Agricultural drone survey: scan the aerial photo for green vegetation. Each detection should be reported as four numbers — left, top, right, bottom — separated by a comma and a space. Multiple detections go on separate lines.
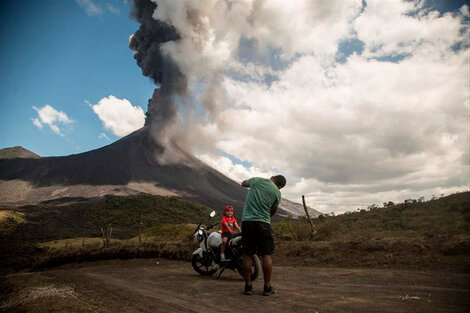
271, 192, 469, 270
83, 194, 212, 238
15, 194, 212, 241
0, 194, 212, 273
272, 191, 470, 242
146, 223, 197, 241
0, 210, 24, 234
1, 191, 469, 272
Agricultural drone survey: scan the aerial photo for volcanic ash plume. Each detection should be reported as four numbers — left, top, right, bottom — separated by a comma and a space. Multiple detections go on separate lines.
128, 0, 249, 144
129, 0, 349, 149
129, 0, 187, 137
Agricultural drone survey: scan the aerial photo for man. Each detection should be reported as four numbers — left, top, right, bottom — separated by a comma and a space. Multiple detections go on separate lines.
241, 175, 286, 296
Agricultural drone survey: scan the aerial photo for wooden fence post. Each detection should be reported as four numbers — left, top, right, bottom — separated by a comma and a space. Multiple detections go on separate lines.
107, 224, 112, 247
139, 214, 143, 244
101, 227, 106, 247
302, 195, 316, 238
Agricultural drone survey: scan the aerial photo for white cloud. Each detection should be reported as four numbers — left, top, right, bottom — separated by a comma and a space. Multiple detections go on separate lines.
106, 3, 120, 15
210, 46, 469, 206
92, 95, 145, 137
31, 118, 43, 129
75, 0, 103, 16
152, 0, 469, 212
32, 105, 73, 136
197, 154, 273, 183
99, 133, 111, 141
354, 0, 468, 58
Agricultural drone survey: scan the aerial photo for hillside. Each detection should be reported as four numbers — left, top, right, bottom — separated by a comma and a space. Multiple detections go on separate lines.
1, 191, 468, 273
0, 127, 249, 219
279, 198, 322, 218
0, 127, 305, 219
0, 146, 40, 159
272, 191, 470, 269
0, 194, 213, 271
275, 191, 470, 241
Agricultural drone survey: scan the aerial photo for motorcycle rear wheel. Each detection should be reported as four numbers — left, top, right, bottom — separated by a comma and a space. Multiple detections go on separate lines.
237, 254, 261, 281
192, 254, 218, 276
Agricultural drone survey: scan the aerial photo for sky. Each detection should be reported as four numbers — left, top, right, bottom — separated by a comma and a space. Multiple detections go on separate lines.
1, 0, 469, 213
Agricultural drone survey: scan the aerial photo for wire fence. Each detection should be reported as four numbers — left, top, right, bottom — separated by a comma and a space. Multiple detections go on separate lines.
301, 202, 370, 207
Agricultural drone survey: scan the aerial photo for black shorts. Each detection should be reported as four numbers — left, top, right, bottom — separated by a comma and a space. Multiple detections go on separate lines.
242, 221, 275, 256
221, 232, 232, 239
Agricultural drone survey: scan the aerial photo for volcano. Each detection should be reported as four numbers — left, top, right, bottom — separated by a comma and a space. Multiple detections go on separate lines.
0, 129, 321, 219
0, 126, 250, 215
0, 129, 325, 220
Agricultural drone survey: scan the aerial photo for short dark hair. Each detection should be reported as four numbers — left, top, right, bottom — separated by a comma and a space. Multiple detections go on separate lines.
273, 175, 286, 189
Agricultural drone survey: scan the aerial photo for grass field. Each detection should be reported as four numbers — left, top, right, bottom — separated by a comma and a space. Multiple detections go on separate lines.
0, 194, 211, 272
273, 191, 470, 242
0, 192, 469, 273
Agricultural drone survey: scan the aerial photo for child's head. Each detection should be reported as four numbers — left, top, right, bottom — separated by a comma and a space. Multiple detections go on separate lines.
224, 205, 234, 217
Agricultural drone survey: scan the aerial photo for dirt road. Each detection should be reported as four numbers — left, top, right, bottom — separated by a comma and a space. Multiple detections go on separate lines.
2, 259, 469, 313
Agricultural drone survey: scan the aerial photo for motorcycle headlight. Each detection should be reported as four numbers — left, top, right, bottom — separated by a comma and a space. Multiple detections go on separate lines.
193, 229, 204, 242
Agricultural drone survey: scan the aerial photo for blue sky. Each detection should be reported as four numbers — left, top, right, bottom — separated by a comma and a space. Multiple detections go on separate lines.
0, 0, 154, 156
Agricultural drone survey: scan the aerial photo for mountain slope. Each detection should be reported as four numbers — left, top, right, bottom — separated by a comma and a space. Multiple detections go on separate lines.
278, 198, 323, 218
0, 127, 310, 219
0, 127, 248, 216
0, 146, 40, 159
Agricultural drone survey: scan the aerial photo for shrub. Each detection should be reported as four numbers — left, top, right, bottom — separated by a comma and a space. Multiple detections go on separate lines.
315, 220, 347, 241
146, 223, 196, 241
273, 218, 314, 241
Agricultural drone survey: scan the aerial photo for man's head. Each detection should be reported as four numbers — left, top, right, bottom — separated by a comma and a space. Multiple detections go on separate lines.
271, 175, 286, 189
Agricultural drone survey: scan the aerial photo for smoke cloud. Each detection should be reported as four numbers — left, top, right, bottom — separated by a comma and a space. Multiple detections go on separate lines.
129, 0, 362, 139
129, 0, 185, 91
128, 0, 469, 210
129, 0, 188, 142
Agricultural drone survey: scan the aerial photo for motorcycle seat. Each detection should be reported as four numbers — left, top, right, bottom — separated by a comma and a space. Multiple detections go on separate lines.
231, 232, 242, 239
229, 234, 242, 246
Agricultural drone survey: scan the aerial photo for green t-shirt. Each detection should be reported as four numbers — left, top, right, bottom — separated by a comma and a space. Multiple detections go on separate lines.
242, 177, 281, 224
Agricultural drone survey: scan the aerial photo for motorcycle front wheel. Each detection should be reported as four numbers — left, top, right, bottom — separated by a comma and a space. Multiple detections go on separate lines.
191, 254, 218, 276
237, 254, 261, 281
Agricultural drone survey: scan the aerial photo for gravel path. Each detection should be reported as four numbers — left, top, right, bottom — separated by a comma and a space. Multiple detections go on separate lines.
3, 259, 469, 313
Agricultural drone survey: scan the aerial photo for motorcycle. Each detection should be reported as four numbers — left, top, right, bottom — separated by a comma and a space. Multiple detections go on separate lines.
191, 211, 261, 280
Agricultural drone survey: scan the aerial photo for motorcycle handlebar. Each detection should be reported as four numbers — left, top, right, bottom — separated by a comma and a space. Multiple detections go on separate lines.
193, 223, 202, 234
194, 222, 218, 233
207, 222, 218, 230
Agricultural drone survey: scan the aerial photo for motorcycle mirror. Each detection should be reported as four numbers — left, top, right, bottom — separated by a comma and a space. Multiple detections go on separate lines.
210, 211, 216, 218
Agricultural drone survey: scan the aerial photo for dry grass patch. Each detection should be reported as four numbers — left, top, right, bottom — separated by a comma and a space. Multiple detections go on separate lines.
34, 233, 196, 270
0, 210, 24, 234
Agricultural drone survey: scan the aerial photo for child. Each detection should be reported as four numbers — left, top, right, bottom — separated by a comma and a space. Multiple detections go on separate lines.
220, 205, 241, 261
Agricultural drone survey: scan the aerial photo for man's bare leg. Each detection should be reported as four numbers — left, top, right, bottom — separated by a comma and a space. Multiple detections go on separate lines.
243, 254, 253, 286
261, 254, 273, 287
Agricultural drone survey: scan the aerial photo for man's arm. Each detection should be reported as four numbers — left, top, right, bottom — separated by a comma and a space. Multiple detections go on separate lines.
270, 203, 278, 217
